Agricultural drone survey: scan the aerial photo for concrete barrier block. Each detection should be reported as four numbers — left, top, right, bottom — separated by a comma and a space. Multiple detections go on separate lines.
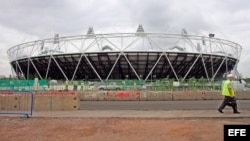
97, 91, 106, 101
204, 91, 223, 100
79, 91, 101, 101
105, 91, 140, 101
146, 91, 172, 101
9, 95, 20, 110
139, 91, 147, 101
51, 96, 64, 111
19, 94, 32, 111
132, 91, 141, 101
58, 96, 79, 111
0, 96, 4, 110
34, 93, 79, 111
104, 91, 114, 100
172, 91, 205, 100
83, 91, 98, 101
0, 95, 19, 110
236, 91, 250, 100
172, 92, 187, 100
78, 91, 84, 101
145, 91, 158, 101
160, 91, 173, 101
34, 95, 51, 111
190, 91, 206, 100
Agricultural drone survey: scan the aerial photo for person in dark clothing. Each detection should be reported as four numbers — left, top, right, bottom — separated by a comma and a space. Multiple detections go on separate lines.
218, 74, 240, 114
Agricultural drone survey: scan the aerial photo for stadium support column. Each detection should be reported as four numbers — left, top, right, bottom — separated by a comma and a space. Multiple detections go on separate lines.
106, 53, 122, 80
123, 53, 141, 80
164, 53, 179, 81
71, 54, 84, 81
29, 58, 42, 80
144, 53, 164, 83
209, 33, 215, 90
83, 53, 103, 82
212, 58, 226, 82
183, 54, 201, 80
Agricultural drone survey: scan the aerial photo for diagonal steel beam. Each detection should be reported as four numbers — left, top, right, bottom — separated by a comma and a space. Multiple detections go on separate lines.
83, 38, 99, 53
15, 61, 26, 80
27, 59, 30, 79
29, 58, 43, 79
51, 55, 69, 80
211, 57, 226, 82
71, 54, 84, 81
123, 37, 140, 51
200, 54, 210, 82
144, 53, 164, 83
183, 54, 201, 80
164, 53, 179, 81
83, 54, 103, 82
123, 53, 141, 80
106, 53, 122, 80
45, 56, 52, 79
102, 35, 122, 51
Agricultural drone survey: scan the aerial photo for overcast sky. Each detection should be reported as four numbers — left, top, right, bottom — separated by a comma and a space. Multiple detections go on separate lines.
0, 0, 250, 78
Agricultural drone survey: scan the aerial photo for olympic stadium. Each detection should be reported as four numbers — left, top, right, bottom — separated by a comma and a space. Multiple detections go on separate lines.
7, 25, 242, 83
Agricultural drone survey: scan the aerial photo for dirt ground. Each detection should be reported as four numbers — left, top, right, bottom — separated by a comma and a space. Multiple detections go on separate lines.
0, 117, 250, 141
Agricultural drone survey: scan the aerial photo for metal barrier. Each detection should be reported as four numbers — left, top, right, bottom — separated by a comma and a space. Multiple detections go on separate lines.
0, 90, 34, 118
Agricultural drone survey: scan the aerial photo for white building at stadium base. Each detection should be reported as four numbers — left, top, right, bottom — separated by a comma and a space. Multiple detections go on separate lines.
7, 25, 242, 83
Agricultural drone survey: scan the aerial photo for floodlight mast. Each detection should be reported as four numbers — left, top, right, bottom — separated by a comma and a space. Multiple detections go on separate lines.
209, 33, 215, 89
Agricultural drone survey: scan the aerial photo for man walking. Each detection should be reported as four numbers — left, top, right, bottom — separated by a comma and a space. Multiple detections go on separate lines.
218, 74, 240, 114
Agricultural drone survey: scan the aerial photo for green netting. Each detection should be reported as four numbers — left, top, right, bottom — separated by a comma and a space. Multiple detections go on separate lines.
0, 78, 227, 91
0, 80, 47, 90
105, 79, 143, 85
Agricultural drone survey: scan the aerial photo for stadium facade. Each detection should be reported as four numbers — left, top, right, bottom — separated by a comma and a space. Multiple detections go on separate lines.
7, 25, 242, 83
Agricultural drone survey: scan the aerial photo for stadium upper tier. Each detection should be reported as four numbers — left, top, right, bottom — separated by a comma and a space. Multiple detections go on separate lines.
7, 26, 242, 82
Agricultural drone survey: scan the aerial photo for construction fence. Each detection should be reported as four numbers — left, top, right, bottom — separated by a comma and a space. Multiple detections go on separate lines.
0, 90, 34, 118
0, 79, 248, 92
0, 80, 47, 91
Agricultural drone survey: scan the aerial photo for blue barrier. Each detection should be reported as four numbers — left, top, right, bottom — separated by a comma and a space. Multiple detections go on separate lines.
0, 90, 34, 118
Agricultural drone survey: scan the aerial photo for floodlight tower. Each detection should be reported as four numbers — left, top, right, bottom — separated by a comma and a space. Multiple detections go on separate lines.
209, 33, 215, 89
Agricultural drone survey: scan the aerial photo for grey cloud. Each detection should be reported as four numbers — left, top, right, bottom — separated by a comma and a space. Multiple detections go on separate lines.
0, 0, 83, 36
0, 0, 249, 77
116, 0, 211, 34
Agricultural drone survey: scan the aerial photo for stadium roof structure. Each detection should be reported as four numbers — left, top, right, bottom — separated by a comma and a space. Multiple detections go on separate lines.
7, 25, 242, 82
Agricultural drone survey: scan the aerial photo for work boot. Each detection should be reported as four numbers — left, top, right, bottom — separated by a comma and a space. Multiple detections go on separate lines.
218, 109, 223, 113
233, 111, 240, 114
232, 105, 240, 114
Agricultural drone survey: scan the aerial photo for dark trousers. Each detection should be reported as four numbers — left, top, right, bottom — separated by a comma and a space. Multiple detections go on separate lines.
218, 96, 238, 112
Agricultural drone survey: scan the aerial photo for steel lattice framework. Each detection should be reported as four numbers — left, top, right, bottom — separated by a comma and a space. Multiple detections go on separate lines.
7, 26, 242, 82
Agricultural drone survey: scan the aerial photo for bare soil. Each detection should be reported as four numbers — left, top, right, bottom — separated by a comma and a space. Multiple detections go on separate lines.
0, 117, 250, 141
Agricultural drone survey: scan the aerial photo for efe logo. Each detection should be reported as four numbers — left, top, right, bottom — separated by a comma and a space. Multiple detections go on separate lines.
224, 125, 249, 141
228, 129, 246, 136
